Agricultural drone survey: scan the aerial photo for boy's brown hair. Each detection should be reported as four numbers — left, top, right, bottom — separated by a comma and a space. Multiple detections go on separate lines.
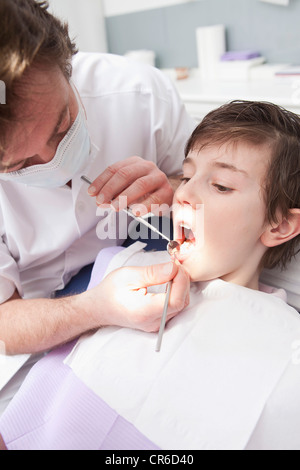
0, 0, 77, 152
185, 100, 300, 270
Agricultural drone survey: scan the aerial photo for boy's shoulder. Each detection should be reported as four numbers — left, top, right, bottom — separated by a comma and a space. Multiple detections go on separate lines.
199, 278, 300, 335
259, 282, 288, 302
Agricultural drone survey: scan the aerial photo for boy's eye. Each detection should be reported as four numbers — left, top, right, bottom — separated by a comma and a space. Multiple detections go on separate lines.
213, 183, 233, 193
180, 177, 191, 184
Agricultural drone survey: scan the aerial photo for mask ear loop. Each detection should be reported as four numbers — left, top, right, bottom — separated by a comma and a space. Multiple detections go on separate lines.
70, 80, 88, 121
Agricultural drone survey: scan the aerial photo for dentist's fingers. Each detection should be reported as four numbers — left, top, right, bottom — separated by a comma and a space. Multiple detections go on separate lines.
123, 261, 190, 327
135, 263, 190, 332
88, 157, 148, 196
119, 260, 179, 290
85, 261, 190, 333
164, 263, 190, 319
131, 187, 174, 217
110, 173, 168, 213
87, 156, 174, 212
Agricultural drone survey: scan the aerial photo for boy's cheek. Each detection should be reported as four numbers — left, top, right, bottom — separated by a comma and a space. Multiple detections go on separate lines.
173, 224, 182, 242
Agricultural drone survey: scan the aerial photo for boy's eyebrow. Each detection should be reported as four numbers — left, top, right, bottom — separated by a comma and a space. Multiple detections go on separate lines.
211, 161, 249, 176
182, 157, 195, 167
183, 157, 249, 176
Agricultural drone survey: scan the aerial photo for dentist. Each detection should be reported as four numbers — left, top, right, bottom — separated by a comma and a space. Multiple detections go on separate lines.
0, 0, 193, 361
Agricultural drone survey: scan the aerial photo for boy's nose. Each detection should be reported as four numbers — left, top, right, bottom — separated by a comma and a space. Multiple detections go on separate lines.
175, 181, 201, 208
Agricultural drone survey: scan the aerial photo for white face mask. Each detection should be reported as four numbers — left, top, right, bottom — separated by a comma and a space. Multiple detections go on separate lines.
0, 85, 91, 188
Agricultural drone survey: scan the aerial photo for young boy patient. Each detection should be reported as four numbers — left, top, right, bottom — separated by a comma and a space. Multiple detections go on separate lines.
0, 100, 300, 450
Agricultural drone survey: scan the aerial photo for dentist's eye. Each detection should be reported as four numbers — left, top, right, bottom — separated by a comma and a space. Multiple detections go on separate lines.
213, 183, 233, 193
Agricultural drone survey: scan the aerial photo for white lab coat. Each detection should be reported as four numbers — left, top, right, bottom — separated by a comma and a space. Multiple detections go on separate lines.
0, 52, 195, 304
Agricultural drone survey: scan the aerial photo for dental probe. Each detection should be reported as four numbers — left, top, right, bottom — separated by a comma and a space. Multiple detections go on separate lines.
80, 175, 170, 241
155, 240, 180, 353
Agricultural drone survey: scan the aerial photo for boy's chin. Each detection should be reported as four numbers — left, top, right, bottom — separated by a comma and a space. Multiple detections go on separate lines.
178, 262, 203, 283
181, 262, 219, 283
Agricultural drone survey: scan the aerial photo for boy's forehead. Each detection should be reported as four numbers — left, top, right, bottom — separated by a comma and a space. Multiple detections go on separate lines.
185, 140, 272, 178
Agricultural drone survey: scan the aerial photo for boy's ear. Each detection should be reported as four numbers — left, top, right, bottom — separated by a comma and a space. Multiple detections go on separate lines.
261, 209, 300, 248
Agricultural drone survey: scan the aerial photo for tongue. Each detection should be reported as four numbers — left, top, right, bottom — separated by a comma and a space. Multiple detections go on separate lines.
184, 227, 195, 242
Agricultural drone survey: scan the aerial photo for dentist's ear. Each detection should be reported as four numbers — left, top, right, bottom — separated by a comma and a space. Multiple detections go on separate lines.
261, 209, 300, 248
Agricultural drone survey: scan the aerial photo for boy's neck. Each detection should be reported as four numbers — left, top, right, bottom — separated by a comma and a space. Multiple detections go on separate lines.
221, 269, 261, 291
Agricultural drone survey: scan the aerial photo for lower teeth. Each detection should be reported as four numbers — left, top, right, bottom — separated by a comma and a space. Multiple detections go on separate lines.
179, 240, 194, 254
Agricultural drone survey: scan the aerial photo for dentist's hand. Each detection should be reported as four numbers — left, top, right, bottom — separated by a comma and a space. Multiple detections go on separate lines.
87, 156, 175, 216
84, 261, 190, 332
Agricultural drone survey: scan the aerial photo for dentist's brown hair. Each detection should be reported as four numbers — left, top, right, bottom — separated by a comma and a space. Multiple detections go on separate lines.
0, 0, 77, 154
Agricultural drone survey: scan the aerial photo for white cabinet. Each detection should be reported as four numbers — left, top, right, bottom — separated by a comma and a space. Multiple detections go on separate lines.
165, 69, 300, 122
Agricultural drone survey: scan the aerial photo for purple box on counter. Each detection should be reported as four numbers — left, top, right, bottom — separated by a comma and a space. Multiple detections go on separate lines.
221, 51, 261, 61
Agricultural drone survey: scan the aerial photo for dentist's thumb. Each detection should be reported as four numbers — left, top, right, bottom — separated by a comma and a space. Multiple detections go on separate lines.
128, 261, 179, 290
126, 261, 190, 317
134, 260, 190, 323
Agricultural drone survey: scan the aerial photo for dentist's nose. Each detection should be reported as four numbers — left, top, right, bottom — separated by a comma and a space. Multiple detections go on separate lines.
29, 152, 54, 165
29, 141, 60, 166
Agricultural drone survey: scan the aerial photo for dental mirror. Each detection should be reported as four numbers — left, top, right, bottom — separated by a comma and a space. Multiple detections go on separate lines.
167, 240, 180, 258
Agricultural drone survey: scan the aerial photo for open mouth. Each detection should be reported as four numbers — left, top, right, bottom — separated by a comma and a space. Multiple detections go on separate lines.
176, 222, 196, 256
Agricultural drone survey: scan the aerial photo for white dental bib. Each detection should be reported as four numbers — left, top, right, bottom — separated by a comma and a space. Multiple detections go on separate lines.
65, 242, 300, 450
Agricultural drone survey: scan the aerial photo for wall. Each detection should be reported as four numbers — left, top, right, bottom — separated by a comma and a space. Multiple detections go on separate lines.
105, 0, 300, 68
48, 0, 107, 53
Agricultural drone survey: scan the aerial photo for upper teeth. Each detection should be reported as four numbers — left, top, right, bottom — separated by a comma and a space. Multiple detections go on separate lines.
179, 222, 194, 242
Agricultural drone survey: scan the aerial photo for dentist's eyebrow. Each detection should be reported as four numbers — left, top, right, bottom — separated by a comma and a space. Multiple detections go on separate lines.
0, 105, 70, 172
46, 104, 69, 145
211, 161, 249, 176
0, 157, 28, 171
